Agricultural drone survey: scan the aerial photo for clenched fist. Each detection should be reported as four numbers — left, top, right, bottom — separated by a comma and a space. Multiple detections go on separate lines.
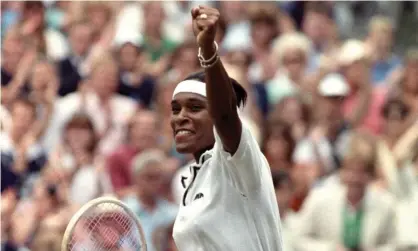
191, 6, 220, 51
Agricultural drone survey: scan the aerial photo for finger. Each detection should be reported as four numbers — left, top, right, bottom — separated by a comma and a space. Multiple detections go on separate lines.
197, 6, 219, 17
191, 7, 199, 18
198, 6, 219, 15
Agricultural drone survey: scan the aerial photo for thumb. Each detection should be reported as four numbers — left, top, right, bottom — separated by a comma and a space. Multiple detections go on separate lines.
191, 7, 199, 18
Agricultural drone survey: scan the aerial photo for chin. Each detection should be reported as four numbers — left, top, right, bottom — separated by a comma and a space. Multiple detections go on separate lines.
175, 142, 195, 154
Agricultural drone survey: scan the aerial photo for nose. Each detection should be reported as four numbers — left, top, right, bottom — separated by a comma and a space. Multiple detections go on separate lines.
171, 108, 191, 128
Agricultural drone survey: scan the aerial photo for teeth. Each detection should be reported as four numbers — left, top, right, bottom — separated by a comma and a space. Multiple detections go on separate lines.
177, 130, 192, 135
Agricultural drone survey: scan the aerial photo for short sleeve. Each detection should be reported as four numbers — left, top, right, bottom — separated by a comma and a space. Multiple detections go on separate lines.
213, 124, 268, 192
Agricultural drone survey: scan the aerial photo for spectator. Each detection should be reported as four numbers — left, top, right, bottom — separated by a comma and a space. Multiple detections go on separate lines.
49, 113, 110, 205
18, 1, 68, 60
115, 36, 157, 107
57, 20, 94, 96
165, 39, 200, 81
1, 98, 47, 192
123, 149, 178, 251
9, 177, 73, 249
263, 118, 295, 171
266, 32, 312, 106
1, 28, 36, 105
295, 131, 396, 251
395, 48, 418, 112
365, 15, 402, 85
142, 2, 177, 63
376, 99, 418, 200
270, 95, 311, 141
106, 110, 158, 197
294, 74, 351, 176
339, 39, 387, 135
45, 53, 137, 155
247, 3, 279, 83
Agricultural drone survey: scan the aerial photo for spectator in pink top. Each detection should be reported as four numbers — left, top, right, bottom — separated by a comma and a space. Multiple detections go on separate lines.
106, 110, 158, 197
339, 40, 387, 134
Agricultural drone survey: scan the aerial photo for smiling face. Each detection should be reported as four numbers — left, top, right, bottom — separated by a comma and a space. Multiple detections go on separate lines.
170, 92, 215, 154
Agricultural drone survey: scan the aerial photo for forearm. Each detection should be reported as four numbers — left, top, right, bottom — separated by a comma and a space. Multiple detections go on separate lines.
202, 44, 237, 117
349, 86, 372, 127
31, 104, 53, 141
202, 44, 241, 153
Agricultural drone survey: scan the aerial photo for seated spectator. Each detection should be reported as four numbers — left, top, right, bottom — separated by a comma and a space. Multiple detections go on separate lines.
57, 20, 94, 96
1, 98, 47, 192
8, 178, 74, 249
49, 113, 111, 205
263, 118, 295, 171
123, 149, 178, 251
339, 39, 387, 135
365, 15, 402, 85
270, 95, 312, 141
294, 74, 351, 176
247, 3, 279, 83
106, 110, 158, 197
142, 2, 177, 63
1, 28, 36, 105
45, 53, 138, 155
395, 48, 418, 113
376, 99, 418, 200
295, 131, 396, 251
18, 1, 69, 61
266, 32, 312, 106
115, 35, 156, 108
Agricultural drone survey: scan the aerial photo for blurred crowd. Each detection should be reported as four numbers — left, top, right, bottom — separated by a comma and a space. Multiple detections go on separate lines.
1, 1, 417, 251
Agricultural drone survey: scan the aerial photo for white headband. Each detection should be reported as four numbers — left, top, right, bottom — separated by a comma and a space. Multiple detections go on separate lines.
172, 80, 206, 99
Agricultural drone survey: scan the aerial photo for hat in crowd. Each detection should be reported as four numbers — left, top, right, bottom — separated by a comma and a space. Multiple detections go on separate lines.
338, 39, 367, 66
318, 73, 350, 97
113, 33, 144, 49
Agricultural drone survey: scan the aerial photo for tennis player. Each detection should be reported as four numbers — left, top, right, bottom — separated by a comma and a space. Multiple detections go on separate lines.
171, 6, 283, 251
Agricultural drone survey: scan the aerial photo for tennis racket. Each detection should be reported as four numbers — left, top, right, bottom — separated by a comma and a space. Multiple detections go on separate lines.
61, 196, 147, 251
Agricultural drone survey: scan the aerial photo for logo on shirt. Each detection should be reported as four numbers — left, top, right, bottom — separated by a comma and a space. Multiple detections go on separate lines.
181, 176, 188, 189
194, 193, 204, 201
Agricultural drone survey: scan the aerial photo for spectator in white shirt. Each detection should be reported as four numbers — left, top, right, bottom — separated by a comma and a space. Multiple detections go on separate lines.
44, 53, 138, 156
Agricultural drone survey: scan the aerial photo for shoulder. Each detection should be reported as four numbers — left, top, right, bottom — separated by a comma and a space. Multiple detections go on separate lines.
213, 122, 262, 160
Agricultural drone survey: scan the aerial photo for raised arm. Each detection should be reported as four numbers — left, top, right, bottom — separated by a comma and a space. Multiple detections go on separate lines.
191, 6, 241, 154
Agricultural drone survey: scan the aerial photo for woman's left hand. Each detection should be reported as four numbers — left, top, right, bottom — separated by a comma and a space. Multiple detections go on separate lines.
191, 6, 220, 50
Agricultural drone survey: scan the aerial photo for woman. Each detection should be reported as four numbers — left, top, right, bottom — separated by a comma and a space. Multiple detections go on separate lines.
49, 113, 111, 204
263, 118, 295, 171
171, 6, 282, 251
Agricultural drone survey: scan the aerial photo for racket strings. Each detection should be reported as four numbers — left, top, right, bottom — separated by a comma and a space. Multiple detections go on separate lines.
67, 202, 144, 251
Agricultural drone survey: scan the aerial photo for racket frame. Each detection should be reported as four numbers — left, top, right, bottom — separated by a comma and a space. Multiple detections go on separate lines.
61, 196, 147, 251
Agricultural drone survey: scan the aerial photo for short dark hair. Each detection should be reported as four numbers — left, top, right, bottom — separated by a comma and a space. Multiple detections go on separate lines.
271, 169, 291, 189
64, 113, 98, 153
263, 117, 295, 163
183, 71, 248, 108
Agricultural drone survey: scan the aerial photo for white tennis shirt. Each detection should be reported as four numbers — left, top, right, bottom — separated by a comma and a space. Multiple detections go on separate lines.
173, 125, 283, 251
